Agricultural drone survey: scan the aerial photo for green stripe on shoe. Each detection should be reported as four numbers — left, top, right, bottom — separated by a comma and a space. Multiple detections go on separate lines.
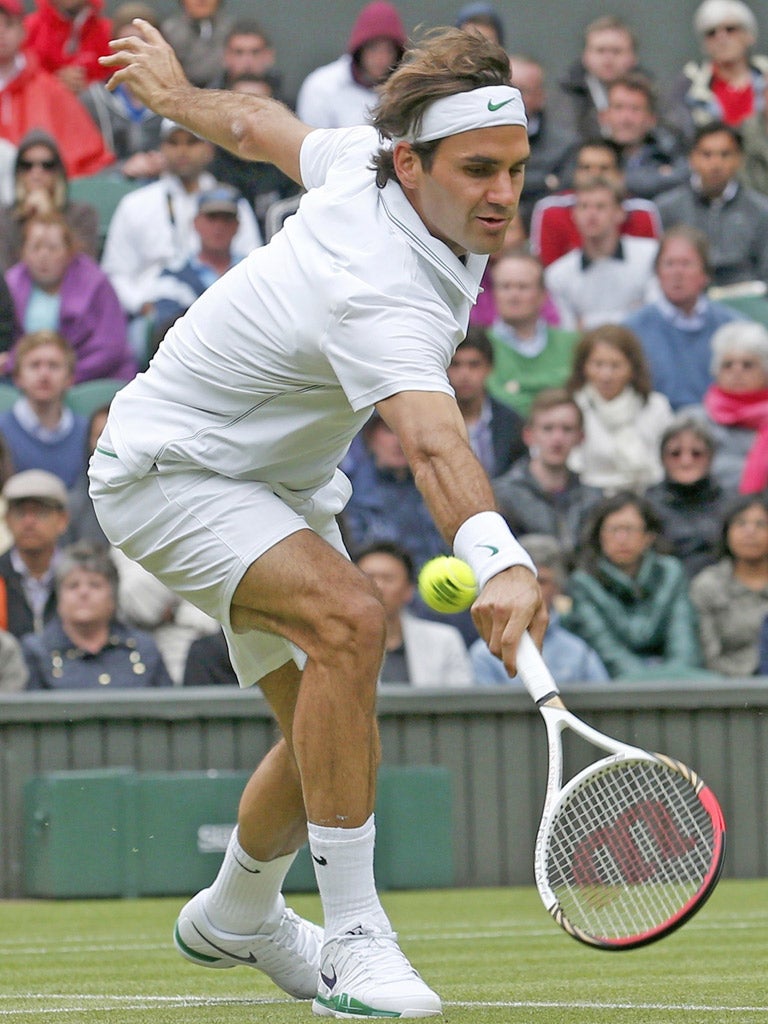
314, 993, 402, 1017
173, 923, 223, 965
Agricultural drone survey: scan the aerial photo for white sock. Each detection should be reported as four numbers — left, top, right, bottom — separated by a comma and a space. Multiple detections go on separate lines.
202, 827, 297, 934
307, 814, 391, 937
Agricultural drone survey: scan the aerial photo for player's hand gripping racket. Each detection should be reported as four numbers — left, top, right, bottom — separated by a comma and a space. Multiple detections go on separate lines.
515, 632, 726, 950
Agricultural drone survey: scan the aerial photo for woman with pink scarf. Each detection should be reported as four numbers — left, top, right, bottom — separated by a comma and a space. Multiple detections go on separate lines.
694, 321, 768, 494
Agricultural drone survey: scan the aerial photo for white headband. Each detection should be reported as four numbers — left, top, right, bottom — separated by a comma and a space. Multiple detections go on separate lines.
396, 85, 527, 144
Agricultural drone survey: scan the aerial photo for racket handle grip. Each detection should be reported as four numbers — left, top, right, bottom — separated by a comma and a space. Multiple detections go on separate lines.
517, 632, 560, 703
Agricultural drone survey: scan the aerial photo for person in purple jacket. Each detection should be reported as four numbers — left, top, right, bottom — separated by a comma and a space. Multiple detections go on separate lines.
4, 212, 136, 383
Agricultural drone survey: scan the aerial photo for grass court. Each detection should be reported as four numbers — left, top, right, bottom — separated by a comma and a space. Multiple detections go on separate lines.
1, 879, 766, 1023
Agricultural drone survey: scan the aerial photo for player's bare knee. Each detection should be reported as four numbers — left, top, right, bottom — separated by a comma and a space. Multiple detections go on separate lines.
310, 585, 385, 666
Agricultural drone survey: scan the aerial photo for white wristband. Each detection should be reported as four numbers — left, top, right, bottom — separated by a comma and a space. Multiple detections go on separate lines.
454, 511, 537, 591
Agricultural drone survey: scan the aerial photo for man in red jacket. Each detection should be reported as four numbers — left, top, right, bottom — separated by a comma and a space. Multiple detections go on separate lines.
0, 0, 113, 177
24, 0, 112, 93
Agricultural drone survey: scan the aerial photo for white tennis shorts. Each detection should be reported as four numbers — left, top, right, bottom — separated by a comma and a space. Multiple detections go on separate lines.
88, 441, 351, 687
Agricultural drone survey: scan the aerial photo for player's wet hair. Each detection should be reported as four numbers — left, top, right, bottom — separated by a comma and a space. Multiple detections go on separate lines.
371, 27, 511, 187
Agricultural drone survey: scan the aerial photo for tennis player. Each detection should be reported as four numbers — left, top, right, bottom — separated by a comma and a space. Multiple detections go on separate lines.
92, 22, 545, 1020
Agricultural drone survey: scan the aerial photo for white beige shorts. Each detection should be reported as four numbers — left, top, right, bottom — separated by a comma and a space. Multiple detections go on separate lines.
88, 442, 351, 687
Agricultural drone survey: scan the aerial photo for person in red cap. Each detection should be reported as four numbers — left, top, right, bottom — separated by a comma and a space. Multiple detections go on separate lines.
23, 0, 112, 93
296, 1, 406, 127
0, 0, 114, 176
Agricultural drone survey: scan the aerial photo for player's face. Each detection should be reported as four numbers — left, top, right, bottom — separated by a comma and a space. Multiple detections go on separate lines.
582, 28, 636, 83
689, 132, 741, 196
57, 568, 116, 628
662, 429, 712, 485
15, 343, 72, 404
357, 552, 413, 616
583, 341, 633, 401
656, 237, 709, 310
524, 404, 582, 468
448, 347, 491, 403
599, 504, 653, 574
603, 86, 656, 146
404, 125, 530, 257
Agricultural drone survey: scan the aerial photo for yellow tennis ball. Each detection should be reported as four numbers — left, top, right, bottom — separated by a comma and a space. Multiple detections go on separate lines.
418, 556, 478, 614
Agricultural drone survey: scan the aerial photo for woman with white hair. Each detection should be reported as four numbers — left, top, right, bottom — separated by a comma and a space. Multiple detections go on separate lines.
686, 319, 768, 492
663, 0, 768, 143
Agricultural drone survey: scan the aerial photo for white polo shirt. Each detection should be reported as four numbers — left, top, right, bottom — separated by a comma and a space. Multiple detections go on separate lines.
104, 126, 487, 494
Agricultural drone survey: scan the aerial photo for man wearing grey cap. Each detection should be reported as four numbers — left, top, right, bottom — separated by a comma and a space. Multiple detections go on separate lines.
100, 119, 261, 366
0, 470, 69, 638
95, 24, 543, 1018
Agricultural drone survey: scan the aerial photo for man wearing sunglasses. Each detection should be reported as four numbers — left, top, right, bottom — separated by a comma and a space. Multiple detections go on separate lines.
664, 0, 768, 144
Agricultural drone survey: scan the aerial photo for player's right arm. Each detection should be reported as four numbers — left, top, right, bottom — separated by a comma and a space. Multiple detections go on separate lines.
99, 20, 311, 184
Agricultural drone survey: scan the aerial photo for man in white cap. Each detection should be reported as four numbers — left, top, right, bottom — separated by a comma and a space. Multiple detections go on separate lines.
0, 469, 69, 638
94, 23, 544, 1019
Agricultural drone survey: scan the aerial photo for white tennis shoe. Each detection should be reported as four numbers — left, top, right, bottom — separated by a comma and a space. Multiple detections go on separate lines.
312, 923, 442, 1018
173, 889, 323, 999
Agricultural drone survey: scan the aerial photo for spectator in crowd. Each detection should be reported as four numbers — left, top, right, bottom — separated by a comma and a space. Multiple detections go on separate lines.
625, 225, 743, 409
545, 176, 658, 330
0, 331, 87, 490
0, 129, 98, 273
565, 491, 704, 680
554, 15, 644, 141
101, 118, 260, 359
484, 251, 578, 415
79, 2, 165, 180
644, 415, 728, 579
5, 213, 136, 382
161, 0, 233, 88
182, 627, 237, 686
470, 533, 609, 685
23, 0, 111, 94
664, 0, 768, 144
0, 0, 114, 178
447, 328, 526, 479
468, 214, 533, 327
599, 72, 690, 200
454, 2, 504, 46
530, 137, 661, 267
22, 540, 174, 688
0, 469, 69, 637
686, 320, 768, 492
148, 185, 247, 346
65, 402, 109, 547
690, 493, 768, 676
342, 412, 445, 572
209, 74, 300, 238
206, 18, 278, 91
740, 81, 768, 196
509, 53, 578, 228
566, 323, 674, 493
655, 122, 768, 290
110, 545, 218, 684
493, 389, 603, 560
0, 625, 27, 689
295, 1, 406, 128
0, 435, 15, 554
0, 274, 14, 355
355, 541, 473, 686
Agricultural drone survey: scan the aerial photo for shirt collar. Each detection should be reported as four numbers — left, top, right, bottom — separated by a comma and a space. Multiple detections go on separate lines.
378, 180, 487, 302
581, 238, 624, 270
13, 397, 74, 442
656, 291, 710, 330
690, 173, 739, 205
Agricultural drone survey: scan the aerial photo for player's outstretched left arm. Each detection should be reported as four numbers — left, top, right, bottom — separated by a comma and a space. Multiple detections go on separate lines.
376, 389, 546, 676
99, 20, 311, 183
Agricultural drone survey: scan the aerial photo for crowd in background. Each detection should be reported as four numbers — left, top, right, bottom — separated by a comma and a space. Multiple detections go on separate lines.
3, 0, 768, 690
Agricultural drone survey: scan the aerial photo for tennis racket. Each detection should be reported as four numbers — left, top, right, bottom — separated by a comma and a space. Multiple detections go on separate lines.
515, 632, 726, 950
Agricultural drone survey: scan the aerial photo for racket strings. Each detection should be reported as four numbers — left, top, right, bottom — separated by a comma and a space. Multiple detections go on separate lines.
546, 758, 718, 942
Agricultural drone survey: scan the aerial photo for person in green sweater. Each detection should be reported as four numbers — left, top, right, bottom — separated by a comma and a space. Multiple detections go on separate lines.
485, 250, 579, 416
564, 490, 706, 680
